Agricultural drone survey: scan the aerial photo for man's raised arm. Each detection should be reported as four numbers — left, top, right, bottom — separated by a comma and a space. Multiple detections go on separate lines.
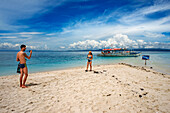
24, 50, 32, 59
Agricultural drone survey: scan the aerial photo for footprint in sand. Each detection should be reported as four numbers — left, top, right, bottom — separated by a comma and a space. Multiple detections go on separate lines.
107, 94, 111, 96
139, 95, 142, 98
94, 71, 99, 74
29, 102, 33, 104
143, 92, 148, 95
103, 70, 107, 72
140, 88, 144, 91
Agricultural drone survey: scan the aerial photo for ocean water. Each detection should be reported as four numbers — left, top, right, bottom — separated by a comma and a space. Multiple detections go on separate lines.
0, 51, 170, 76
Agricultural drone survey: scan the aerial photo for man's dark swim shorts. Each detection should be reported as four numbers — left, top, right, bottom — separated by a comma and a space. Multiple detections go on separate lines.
20, 64, 27, 68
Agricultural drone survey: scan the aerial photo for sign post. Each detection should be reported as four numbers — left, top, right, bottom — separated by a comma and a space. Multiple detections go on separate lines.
142, 55, 150, 65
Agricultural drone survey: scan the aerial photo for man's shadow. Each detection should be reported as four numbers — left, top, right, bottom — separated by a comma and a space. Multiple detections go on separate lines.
26, 83, 41, 87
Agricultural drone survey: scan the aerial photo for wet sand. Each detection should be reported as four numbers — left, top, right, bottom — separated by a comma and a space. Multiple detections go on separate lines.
0, 63, 170, 113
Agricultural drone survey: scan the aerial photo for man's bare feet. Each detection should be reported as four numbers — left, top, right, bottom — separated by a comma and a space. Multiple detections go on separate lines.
21, 85, 28, 88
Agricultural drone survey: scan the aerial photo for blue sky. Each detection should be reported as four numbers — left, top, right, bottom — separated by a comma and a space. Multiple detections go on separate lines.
0, 0, 170, 50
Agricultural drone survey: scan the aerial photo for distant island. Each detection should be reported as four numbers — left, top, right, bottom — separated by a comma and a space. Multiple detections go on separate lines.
0, 48, 170, 52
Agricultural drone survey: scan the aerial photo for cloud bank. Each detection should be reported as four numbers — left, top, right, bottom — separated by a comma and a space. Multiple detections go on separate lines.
69, 34, 170, 49
1, 34, 169, 50
0, 43, 49, 50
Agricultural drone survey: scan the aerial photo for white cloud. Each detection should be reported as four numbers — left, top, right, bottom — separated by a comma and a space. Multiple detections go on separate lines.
83, 35, 93, 39
46, 33, 56, 36
143, 32, 166, 38
69, 34, 170, 49
0, 43, 39, 50
0, 42, 50, 50
118, 1, 170, 25
19, 35, 33, 38
142, 2, 170, 15
44, 44, 49, 50
0, 36, 17, 39
0, 32, 43, 36
0, 43, 19, 49
16, 32, 44, 35
0, 33, 13, 35
60, 46, 65, 49
28, 46, 37, 50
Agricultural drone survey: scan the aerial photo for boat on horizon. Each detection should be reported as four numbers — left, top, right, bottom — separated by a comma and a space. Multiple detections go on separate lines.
97, 48, 141, 57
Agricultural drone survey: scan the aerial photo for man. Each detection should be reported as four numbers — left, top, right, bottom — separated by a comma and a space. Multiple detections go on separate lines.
16, 44, 32, 88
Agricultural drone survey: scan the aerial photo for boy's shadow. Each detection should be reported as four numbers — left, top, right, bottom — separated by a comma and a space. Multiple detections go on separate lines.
26, 83, 41, 87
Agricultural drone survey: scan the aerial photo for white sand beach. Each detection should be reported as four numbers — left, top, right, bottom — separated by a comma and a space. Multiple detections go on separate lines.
0, 63, 170, 113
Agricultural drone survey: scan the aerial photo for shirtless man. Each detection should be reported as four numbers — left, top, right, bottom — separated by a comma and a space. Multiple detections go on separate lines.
16, 45, 32, 88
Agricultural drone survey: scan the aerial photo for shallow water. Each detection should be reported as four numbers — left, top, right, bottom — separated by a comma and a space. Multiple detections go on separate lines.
0, 51, 170, 76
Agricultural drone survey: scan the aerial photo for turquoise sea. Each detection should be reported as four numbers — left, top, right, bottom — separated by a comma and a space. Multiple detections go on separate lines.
0, 51, 170, 76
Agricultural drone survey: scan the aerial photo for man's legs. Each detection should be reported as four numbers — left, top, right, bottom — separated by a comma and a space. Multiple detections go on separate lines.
20, 68, 23, 87
22, 67, 28, 88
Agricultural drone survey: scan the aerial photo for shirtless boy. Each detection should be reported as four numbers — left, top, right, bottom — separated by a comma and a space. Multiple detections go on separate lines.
16, 45, 32, 88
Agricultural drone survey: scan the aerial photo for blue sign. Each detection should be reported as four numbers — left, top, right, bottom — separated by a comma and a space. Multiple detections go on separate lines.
142, 55, 150, 60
